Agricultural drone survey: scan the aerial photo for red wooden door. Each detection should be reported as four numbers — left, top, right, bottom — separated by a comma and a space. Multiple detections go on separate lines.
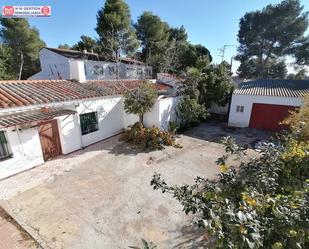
249, 103, 295, 131
38, 119, 62, 161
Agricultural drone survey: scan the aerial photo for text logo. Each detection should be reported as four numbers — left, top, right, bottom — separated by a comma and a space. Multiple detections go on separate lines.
1, 6, 51, 17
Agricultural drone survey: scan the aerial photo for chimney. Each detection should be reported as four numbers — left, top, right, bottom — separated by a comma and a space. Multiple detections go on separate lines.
83, 49, 87, 53
69, 60, 86, 83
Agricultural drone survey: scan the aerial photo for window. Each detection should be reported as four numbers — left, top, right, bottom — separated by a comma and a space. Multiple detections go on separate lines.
80, 112, 99, 135
236, 105, 244, 113
0, 131, 12, 160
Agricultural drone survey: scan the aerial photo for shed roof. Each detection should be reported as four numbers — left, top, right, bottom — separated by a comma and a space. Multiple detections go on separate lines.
234, 79, 309, 98
0, 109, 76, 128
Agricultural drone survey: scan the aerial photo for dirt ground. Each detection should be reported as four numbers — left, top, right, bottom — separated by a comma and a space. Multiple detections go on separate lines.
0, 122, 271, 249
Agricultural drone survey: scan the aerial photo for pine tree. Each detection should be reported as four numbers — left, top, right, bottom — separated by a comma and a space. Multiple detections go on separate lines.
95, 0, 139, 60
236, 0, 308, 79
0, 18, 45, 79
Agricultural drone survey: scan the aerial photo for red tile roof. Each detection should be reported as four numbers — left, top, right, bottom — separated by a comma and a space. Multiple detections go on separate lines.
0, 80, 102, 109
0, 79, 172, 110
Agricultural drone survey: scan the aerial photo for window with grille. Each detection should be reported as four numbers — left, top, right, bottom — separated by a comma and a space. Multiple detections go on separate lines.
0, 131, 12, 160
236, 105, 244, 113
80, 112, 99, 135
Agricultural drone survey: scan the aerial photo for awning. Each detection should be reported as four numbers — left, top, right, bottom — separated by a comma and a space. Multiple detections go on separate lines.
0, 109, 76, 128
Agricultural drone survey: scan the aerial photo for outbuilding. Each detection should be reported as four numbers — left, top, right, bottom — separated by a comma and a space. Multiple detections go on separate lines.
0, 79, 179, 179
228, 79, 309, 131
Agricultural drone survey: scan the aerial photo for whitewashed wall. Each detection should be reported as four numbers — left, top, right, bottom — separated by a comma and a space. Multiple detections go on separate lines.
29, 48, 151, 80
144, 96, 181, 131
29, 48, 70, 80
58, 97, 139, 153
0, 95, 179, 179
228, 94, 303, 127
0, 127, 44, 179
57, 106, 82, 154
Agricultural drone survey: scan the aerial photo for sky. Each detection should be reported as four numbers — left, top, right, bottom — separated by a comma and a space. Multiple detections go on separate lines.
1, 0, 309, 73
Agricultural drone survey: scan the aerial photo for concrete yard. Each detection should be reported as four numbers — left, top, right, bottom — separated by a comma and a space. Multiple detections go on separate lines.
0, 122, 270, 249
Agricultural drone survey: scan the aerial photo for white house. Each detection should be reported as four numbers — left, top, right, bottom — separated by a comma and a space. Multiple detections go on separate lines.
228, 79, 309, 131
0, 79, 180, 180
29, 47, 152, 81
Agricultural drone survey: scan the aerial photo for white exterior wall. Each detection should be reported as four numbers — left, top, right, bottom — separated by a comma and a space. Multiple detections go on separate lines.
77, 97, 124, 147
0, 94, 178, 179
29, 48, 70, 80
29, 48, 152, 80
228, 94, 303, 128
144, 96, 181, 131
144, 101, 160, 128
0, 127, 44, 179
57, 97, 139, 153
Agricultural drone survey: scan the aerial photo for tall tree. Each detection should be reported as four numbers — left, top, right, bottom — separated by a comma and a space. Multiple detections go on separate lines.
198, 62, 234, 108
287, 68, 308, 80
72, 35, 98, 52
236, 0, 308, 78
181, 62, 234, 108
0, 18, 45, 79
135, 11, 170, 64
95, 0, 139, 60
0, 44, 14, 80
294, 36, 309, 66
238, 58, 288, 79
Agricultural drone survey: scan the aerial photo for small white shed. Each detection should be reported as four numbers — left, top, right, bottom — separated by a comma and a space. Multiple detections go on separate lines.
228, 79, 309, 131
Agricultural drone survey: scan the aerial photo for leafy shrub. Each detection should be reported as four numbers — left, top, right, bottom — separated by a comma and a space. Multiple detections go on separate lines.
123, 122, 177, 150
177, 96, 208, 128
124, 83, 157, 124
151, 132, 309, 248
281, 94, 309, 142
168, 121, 179, 133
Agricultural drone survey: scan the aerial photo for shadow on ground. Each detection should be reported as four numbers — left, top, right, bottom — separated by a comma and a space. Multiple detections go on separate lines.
184, 120, 273, 148
171, 224, 213, 249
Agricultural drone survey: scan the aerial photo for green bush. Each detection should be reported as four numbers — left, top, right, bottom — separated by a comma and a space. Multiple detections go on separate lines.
123, 122, 177, 150
151, 133, 309, 248
177, 96, 208, 128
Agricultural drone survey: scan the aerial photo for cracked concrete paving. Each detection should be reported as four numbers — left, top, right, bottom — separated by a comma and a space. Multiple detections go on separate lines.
0, 123, 266, 249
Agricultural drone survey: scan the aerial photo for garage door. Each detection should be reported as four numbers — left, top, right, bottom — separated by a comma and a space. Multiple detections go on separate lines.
249, 103, 295, 131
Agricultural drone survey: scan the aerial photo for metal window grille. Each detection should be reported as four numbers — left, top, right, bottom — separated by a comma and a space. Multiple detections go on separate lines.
0, 131, 12, 160
80, 112, 99, 135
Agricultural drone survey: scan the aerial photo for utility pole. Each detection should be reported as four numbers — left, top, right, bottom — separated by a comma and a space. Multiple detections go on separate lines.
218, 44, 237, 62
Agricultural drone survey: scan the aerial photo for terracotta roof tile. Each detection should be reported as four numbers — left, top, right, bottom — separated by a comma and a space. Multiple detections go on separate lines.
0, 80, 102, 109
0, 79, 172, 110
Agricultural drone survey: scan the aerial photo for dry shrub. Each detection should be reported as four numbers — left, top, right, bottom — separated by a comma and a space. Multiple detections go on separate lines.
123, 122, 179, 150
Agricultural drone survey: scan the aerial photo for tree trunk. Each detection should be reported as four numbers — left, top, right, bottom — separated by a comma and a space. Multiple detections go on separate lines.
139, 114, 143, 125
18, 52, 24, 80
